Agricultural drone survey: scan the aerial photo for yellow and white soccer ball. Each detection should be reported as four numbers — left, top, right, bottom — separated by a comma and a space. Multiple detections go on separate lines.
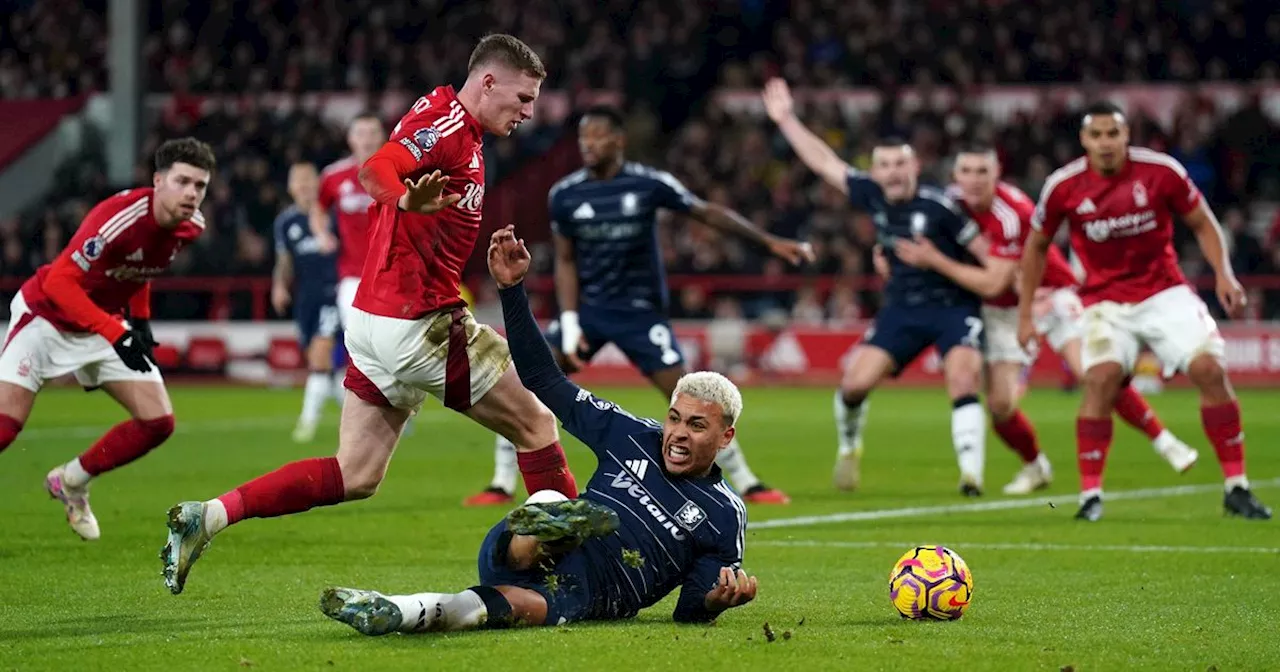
888, 545, 974, 620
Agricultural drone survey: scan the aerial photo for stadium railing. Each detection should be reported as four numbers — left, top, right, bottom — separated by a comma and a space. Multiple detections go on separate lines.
2, 274, 1279, 390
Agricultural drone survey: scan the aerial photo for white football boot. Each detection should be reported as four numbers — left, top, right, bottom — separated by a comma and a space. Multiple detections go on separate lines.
161, 501, 215, 594
320, 587, 403, 636
1153, 431, 1198, 474
833, 443, 863, 491
1002, 453, 1053, 495
45, 466, 100, 541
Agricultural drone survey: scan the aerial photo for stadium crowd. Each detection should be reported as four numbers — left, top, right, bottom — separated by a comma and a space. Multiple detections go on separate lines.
2, 0, 1278, 321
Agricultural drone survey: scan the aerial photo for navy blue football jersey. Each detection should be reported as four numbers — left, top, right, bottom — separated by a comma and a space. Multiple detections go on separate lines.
273, 204, 337, 295
499, 283, 747, 623
845, 169, 981, 308
549, 163, 701, 313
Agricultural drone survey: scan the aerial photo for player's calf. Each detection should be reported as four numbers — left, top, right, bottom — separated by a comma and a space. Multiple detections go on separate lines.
467, 369, 578, 498
943, 347, 986, 495
0, 381, 36, 455
1079, 362, 1125, 417
0, 413, 22, 455
832, 346, 893, 491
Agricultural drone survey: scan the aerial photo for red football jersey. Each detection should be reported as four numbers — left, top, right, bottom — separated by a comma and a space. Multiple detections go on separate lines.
21, 188, 204, 339
354, 86, 486, 319
1032, 147, 1201, 305
318, 157, 373, 279
959, 182, 1078, 308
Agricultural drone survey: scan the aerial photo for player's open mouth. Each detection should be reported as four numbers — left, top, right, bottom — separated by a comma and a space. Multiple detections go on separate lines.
665, 445, 691, 466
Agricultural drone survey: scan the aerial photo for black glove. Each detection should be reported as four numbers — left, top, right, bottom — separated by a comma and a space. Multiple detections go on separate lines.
133, 318, 159, 356
113, 330, 154, 373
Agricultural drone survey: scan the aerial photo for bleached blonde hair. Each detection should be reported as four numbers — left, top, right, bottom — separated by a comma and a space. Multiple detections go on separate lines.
670, 371, 743, 427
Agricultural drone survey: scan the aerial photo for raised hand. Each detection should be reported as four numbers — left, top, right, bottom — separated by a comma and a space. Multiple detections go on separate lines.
761, 78, 796, 123
486, 225, 531, 289
398, 170, 462, 214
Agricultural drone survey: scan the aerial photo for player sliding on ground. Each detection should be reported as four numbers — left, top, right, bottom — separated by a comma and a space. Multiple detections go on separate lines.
890, 146, 1199, 495
321, 226, 755, 635
763, 78, 989, 496
466, 104, 813, 507
0, 139, 214, 540
1019, 101, 1270, 521
162, 35, 586, 595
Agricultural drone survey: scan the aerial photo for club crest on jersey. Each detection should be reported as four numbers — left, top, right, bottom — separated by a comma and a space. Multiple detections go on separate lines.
81, 235, 106, 261
675, 501, 707, 530
414, 127, 440, 153
1132, 181, 1148, 208
910, 212, 928, 237
621, 192, 638, 215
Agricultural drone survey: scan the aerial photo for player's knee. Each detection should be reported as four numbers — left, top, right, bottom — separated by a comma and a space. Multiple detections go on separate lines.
505, 535, 543, 571
0, 414, 23, 453
493, 585, 549, 627
944, 367, 983, 400
1187, 354, 1229, 397
985, 393, 1018, 422
1081, 364, 1124, 408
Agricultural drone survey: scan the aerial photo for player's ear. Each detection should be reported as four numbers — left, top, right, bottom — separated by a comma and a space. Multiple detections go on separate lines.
719, 425, 735, 451
152, 170, 163, 189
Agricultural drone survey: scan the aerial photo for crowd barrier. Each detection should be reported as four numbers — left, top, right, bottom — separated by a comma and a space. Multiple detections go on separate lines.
3, 319, 1275, 389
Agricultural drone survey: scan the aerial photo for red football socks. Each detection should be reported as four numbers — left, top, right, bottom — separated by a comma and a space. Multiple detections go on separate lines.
1076, 417, 1113, 492
992, 410, 1041, 464
0, 414, 23, 453
218, 456, 345, 525
1112, 385, 1165, 441
517, 442, 579, 498
1201, 400, 1246, 479
77, 415, 175, 476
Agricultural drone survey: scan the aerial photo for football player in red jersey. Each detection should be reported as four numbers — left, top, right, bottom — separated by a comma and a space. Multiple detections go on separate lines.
311, 113, 383, 330
1019, 101, 1270, 521
893, 147, 1198, 496
162, 35, 584, 595
0, 138, 215, 540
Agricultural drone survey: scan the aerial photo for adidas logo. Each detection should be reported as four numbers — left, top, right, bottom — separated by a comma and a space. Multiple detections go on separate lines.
1076, 198, 1097, 215
127, 248, 144, 261
760, 332, 808, 373
573, 202, 595, 219
469, 152, 480, 169
624, 459, 650, 480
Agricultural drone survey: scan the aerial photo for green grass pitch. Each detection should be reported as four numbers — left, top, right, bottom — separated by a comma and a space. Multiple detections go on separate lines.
1, 385, 1277, 671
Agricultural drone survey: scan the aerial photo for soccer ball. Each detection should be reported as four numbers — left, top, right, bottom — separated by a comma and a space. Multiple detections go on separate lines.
525, 489, 569, 505
888, 545, 974, 620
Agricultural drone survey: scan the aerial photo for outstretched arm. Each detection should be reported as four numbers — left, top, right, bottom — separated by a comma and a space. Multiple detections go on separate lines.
688, 202, 814, 265
490, 228, 662, 452
1183, 201, 1246, 317
762, 78, 851, 194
